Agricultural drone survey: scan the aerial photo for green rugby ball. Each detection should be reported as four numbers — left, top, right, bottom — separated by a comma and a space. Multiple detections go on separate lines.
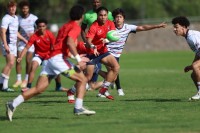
106, 30, 120, 42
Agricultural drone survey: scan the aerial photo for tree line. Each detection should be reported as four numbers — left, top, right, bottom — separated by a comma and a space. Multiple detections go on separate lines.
0, 0, 200, 23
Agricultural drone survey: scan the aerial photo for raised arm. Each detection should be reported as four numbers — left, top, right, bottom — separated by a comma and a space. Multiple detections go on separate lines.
136, 22, 167, 32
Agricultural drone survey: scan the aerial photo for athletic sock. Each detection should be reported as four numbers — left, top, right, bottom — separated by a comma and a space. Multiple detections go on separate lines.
102, 81, 111, 89
115, 75, 121, 90
75, 98, 83, 109
3, 75, 9, 89
25, 74, 29, 81
12, 95, 25, 108
17, 74, 22, 81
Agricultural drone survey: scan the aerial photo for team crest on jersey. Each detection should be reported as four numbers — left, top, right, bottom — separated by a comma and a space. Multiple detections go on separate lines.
37, 40, 40, 43
97, 29, 102, 35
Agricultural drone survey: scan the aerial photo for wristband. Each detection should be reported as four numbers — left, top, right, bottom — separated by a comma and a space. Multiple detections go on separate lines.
70, 54, 75, 59
90, 44, 96, 49
75, 54, 81, 62
104, 38, 110, 43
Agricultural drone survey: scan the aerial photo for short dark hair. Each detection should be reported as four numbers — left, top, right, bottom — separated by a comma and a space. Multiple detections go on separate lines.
7, 0, 17, 7
112, 8, 126, 19
69, 5, 84, 20
172, 16, 190, 28
35, 18, 48, 26
19, 0, 30, 9
96, 6, 108, 14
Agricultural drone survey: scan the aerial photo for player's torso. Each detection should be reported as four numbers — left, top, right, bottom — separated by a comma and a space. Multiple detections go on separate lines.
3, 15, 19, 44
186, 30, 200, 53
18, 14, 38, 39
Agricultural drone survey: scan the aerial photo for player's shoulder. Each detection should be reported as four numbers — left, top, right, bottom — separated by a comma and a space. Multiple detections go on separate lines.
188, 30, 200, 36
29, 14, 38, 19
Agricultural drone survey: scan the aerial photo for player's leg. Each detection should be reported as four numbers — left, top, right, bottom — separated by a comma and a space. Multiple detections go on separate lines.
54, 74, 68, 92
64, 69, 95, 115
6, 75, 51, 121
114, 57, 124, 96
13, 50, 22, 88
0, 53, 16, 92
21, 60, 40, 92
21, 51, 34, 88
189, 60, 200, 100
99, 53, 120, 100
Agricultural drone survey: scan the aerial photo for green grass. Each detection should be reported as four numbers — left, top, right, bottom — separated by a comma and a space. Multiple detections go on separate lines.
0, 51, 200, 133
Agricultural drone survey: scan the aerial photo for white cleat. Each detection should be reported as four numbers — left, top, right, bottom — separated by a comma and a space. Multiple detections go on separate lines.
6, 101, 15, 122
74, 107, 96, 116
189, 92, 200, 101
118, 89, 125, 96
96, 93, 106, 98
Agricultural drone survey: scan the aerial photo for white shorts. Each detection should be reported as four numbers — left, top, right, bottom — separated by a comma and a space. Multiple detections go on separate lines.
18, 41, 35, 53
40, 54, 73, 76
1, 43, 17, 57
32, 55, 43, 66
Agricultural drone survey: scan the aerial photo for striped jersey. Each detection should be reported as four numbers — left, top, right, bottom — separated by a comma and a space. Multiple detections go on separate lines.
185, 30, 200, 53
106, 23, 137, 57
18, 14, 38, 40
1, 14, 19, 44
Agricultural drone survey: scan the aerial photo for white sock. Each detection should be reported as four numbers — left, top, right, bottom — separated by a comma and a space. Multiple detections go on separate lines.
25, 74, 29, 81
75, 98, 83, 109
12, 95, 25, 108
102, 81, 111, 88
3, 75, 9, 89
17, 74, 22, 81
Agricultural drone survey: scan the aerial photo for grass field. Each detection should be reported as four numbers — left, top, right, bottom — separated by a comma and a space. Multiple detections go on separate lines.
0, 51, 200, 133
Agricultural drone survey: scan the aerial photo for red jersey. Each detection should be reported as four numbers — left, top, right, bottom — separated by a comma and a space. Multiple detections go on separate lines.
86, 20, 115, 54
51, 21, 81, 58
77, 41, 91, 54
28, 30, 55, 59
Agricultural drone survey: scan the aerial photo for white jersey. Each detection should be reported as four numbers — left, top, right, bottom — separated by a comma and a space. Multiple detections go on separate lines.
107, 23, 137, 58
186, 30, 200, 53
18, 14, 38, 40
1, 14, 19, 45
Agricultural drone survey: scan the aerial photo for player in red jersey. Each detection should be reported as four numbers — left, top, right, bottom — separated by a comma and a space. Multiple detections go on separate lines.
85, 6, 120, 100
17, 18, 67, 92
6, 5, 95, 122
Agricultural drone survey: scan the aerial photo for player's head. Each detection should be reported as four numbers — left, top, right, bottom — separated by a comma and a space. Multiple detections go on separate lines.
19, 0, 30, 16
91, 0, 101, 11
96, 6, 108, 24
35, 18, 48, 33
112, 8, 125, 26
69, 5, 85, 21
171, 16, 190, 36
7, 0, 17, 15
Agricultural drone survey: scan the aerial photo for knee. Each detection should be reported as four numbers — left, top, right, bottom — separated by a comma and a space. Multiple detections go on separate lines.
8, 61, 15, 68
113, 63, 120, 73
192, 63, 199, 71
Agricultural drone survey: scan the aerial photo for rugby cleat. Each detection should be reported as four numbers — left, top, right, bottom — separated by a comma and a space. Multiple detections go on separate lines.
74, 107, 96, 116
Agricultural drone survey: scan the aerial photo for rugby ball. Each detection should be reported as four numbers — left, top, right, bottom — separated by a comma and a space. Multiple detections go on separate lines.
106, 30, 120, 42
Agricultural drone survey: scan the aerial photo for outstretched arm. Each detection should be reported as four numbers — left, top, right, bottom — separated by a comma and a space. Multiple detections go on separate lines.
136, 22, 167, 32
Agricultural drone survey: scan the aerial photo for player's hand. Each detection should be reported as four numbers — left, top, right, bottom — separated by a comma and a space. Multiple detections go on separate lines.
93, 48, 99, 56
80, 54, 90, 62
184, 65, 192, 72
5, 45, 10, 54
76, 61, 87, 71
17, 57, 22, 63
158, 22, 167, 28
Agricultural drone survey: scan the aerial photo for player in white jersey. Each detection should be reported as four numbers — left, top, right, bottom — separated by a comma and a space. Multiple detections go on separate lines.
172, 16, 200, 100
13, 0, 38, 89
0, 1, 27, 92
103, 8, 166, 96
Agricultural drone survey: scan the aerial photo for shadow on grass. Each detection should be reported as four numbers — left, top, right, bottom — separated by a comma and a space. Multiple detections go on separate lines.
122, 98, 183, 102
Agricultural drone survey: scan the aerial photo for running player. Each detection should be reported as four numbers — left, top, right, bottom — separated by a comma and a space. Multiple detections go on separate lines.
85, 6, 120, 100
6, 5, 95, 122
104, 8, 167, 96
172, 16, 200, 100
0, 1, 27, 92
13, 0, 38, 89
17, 18, 68, 92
